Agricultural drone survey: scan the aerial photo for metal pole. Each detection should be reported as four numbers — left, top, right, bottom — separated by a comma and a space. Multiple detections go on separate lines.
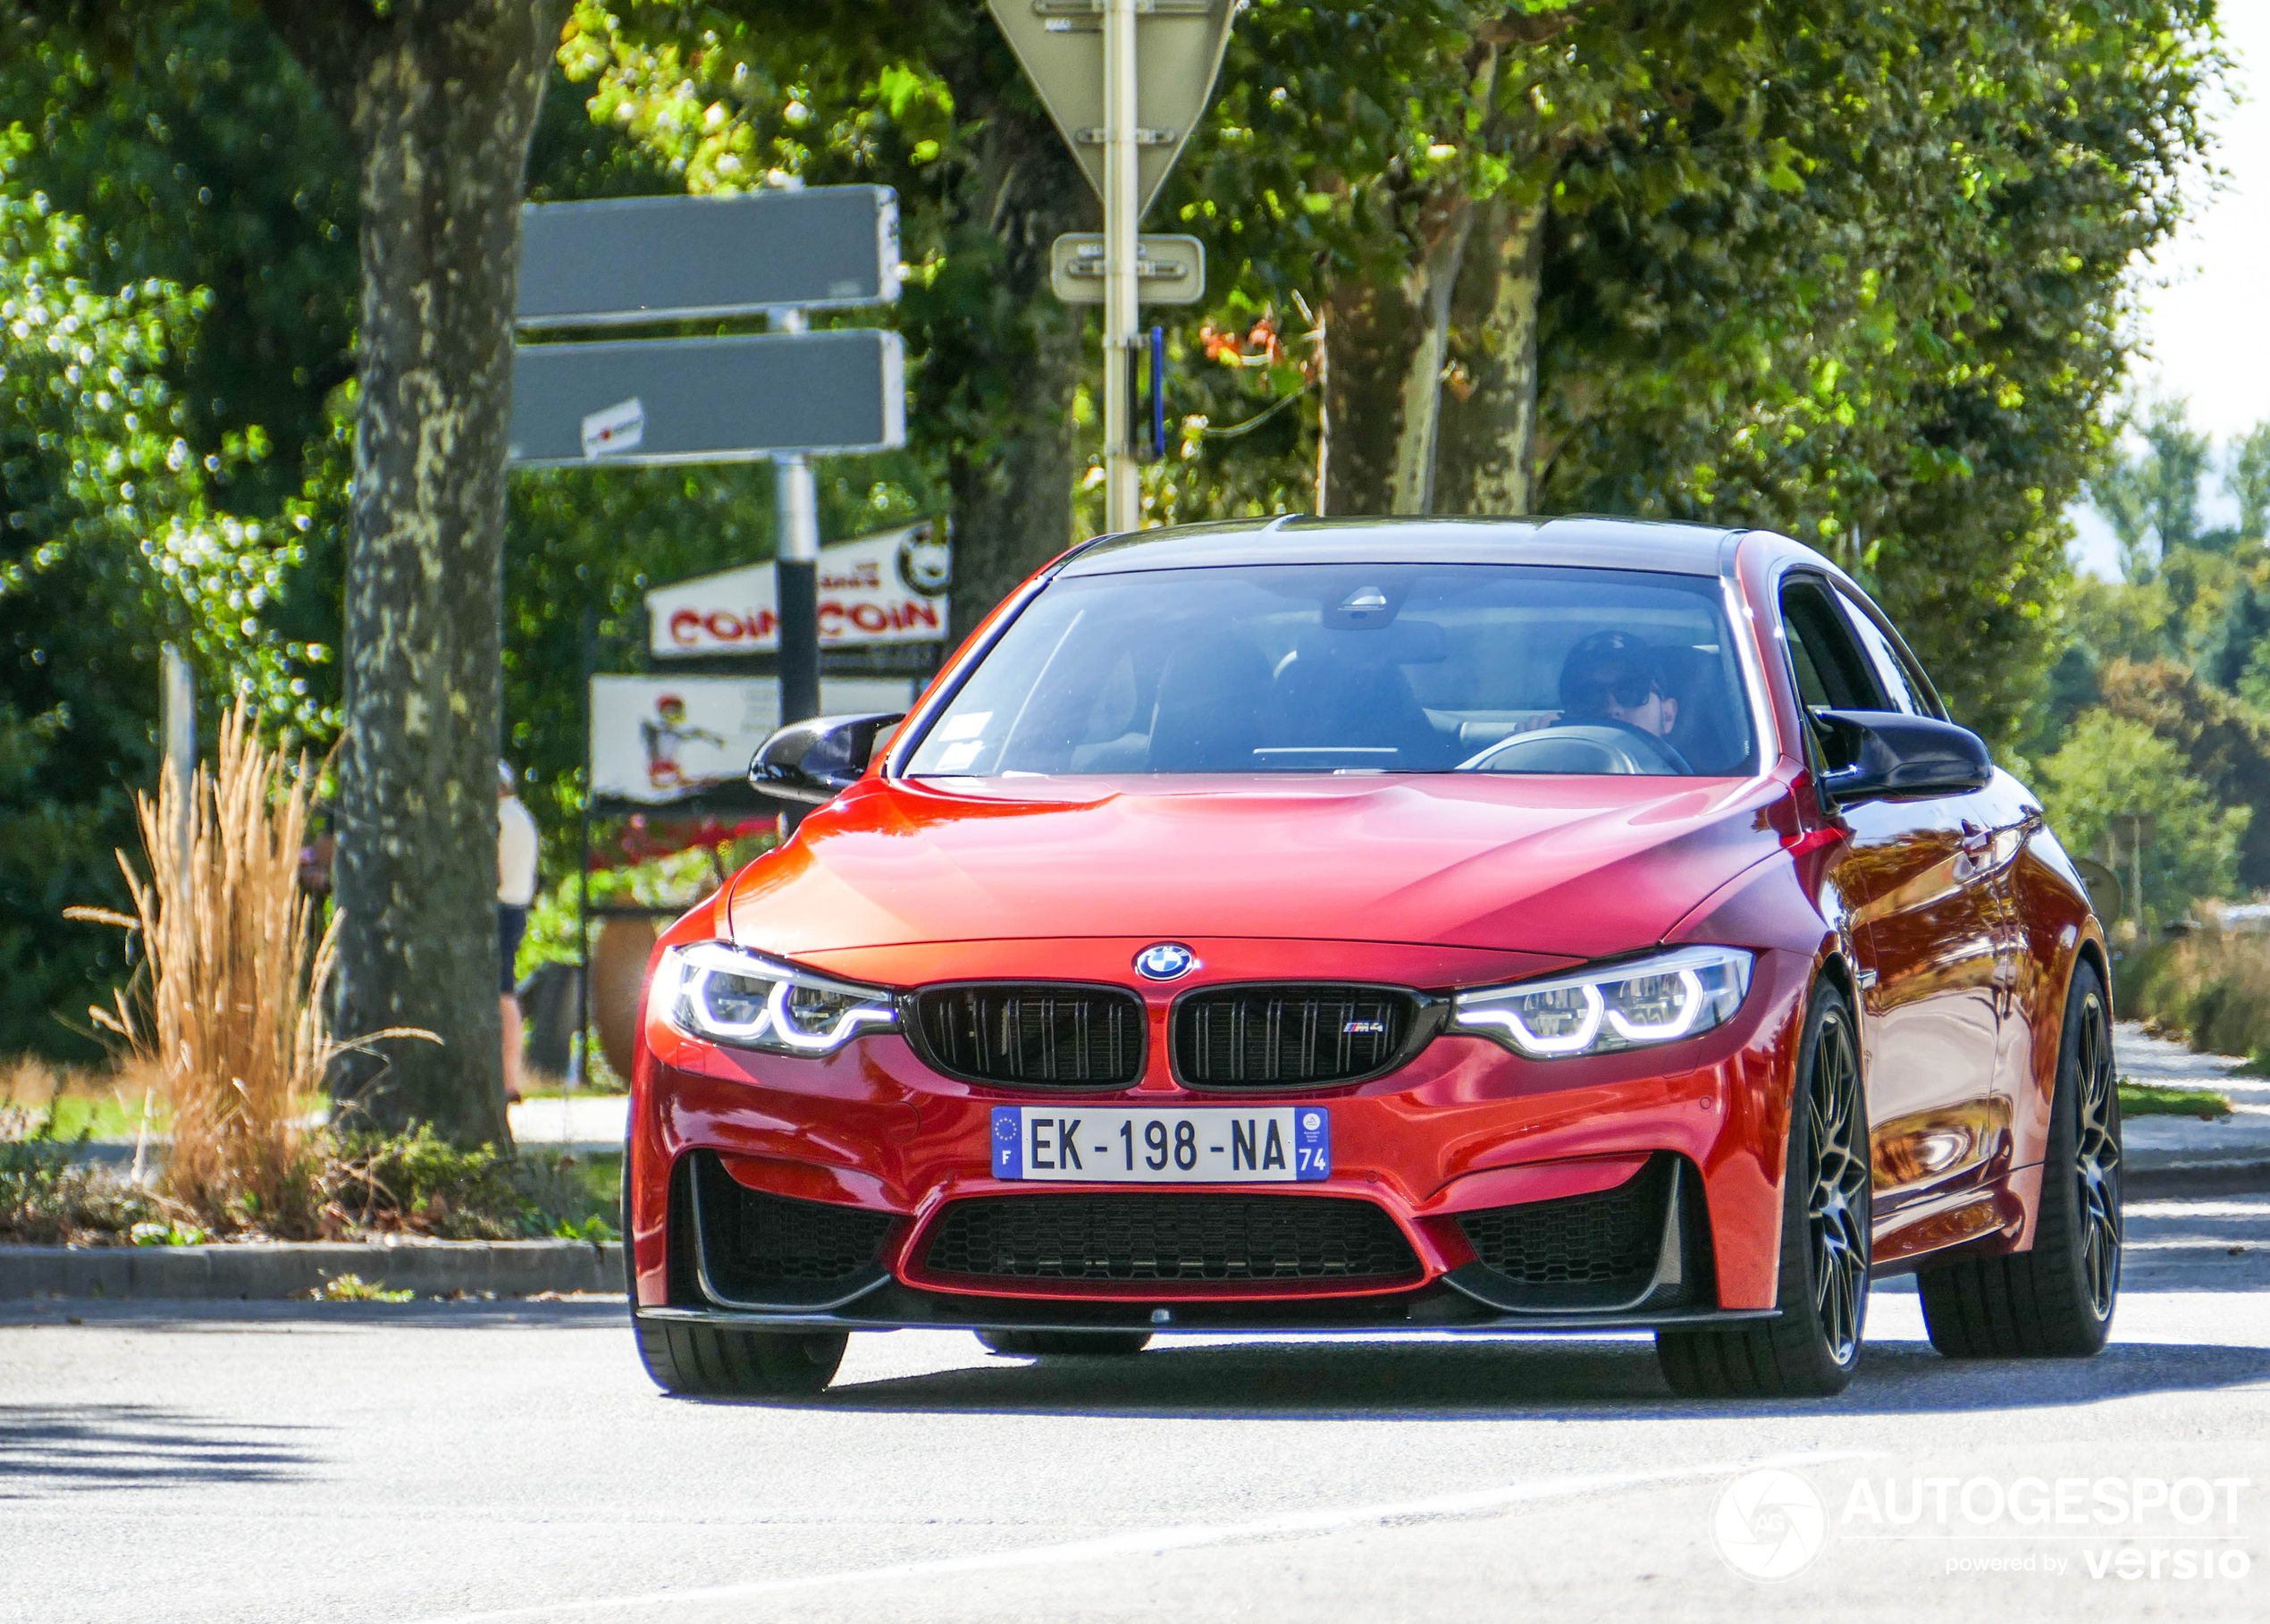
1103, 0, 1140, 534
158, 643, 194, 863
570, 608, 596, 1090
772, 307, 824, 726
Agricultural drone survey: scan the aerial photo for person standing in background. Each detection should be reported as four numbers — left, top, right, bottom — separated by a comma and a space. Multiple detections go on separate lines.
498, 761, 541, 1105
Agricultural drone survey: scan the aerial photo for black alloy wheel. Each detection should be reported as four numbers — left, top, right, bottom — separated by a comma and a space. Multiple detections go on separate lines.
1658, 978, 1871, 1397
1918, 961, 2122, 1358
975, 1330, 1154, 1357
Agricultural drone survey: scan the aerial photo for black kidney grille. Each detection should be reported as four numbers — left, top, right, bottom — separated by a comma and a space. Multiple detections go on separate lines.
924, 1194, 1419, 1284
693, 1157, 895, 1295
913, 985, 1145, 1087
1457, 1157, 1671, 1291
1174, 985, 1417, 1087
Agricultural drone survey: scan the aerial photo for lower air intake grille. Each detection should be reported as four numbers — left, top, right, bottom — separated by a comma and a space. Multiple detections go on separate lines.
692, 1155, 895, 1304
1457, 1157, 1671, 1292
912, 984, 1146, 1088
1173, 985, 1420, 1088
924, 1194, 1419, 1284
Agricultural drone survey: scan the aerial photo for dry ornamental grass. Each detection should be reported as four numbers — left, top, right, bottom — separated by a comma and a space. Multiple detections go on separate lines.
66, 701, 429, 1236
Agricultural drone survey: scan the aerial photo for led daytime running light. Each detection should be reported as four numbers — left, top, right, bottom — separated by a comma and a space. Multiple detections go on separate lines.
1451, 947, 1752, 1060
662, 942, 896, 1055
1457, 984, 1603, 1056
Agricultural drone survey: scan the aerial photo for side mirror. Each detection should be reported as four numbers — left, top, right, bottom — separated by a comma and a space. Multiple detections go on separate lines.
1813, 709, 1993, 804
749, 712, 905, 805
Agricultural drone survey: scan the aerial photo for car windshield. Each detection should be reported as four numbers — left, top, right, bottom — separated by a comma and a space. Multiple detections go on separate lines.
903, 563, 1757, 778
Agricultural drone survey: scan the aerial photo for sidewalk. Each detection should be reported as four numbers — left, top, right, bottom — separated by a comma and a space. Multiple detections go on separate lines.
507, 1093, 628, 1152
2114, 1021, 2270, 1191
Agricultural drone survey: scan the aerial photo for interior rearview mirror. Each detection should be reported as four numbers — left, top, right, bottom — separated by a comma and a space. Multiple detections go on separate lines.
1813, 709, 1993, 804
749, 712, 905, 805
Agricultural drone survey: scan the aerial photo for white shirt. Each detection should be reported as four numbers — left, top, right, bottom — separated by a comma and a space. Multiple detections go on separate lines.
498, 795, 540, 906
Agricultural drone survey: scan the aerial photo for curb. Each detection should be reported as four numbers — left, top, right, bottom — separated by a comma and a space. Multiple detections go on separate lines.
0, 1239, 625, 1300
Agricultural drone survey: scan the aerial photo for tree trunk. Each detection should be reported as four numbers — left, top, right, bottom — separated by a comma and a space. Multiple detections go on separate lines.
1435, 194, 1546, 515
1316, 195, 1472, 517
265, 1, 559, 1145
926, 93, 1095, 642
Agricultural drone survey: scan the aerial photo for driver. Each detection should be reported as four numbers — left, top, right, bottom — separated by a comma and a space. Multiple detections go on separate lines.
1534, 629, 1694, 771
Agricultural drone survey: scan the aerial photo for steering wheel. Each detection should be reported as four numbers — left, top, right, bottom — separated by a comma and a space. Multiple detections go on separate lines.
1458, 720, 1690, 777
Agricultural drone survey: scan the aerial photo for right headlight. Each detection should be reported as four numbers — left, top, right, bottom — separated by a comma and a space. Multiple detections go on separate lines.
1450, 946, 1753, 1059
653, 941, 898, 1056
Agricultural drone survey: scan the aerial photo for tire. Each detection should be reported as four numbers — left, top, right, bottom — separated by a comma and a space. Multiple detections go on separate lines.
1657, 978, 1871, 1398
622, 1160, 849, 1396
1918, 960, 2121, 1358
974, 1330, 1153, 1358
635, 1318, 848, 1397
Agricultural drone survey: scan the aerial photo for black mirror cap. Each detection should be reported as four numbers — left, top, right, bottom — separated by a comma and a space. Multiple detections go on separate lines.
1813, 709, 1993, 804
749, 712, 906, 805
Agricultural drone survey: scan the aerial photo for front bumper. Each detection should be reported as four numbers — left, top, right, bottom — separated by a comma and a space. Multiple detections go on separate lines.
628, 943, 1812, 1333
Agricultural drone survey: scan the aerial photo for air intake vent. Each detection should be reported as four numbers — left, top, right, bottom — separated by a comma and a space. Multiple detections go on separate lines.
923, 1193, 1419, 1284
1173, 984, 1425, 1088
1457, 1156, 1673, 1294
911, 984, 1146, 1088
690, 1153, 895, 1308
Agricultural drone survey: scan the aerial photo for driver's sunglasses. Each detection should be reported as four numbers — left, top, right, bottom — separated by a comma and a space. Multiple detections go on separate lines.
1572, 677, 1660, 711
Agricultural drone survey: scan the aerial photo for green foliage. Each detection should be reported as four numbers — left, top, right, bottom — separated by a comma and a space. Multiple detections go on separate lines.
2122, 930, 2270, 1064
0, 1101, 161, 1245
308, 1272, 414, 1301
2038, 709, 2246, 916
2115, 1081, 2230, 1120
2093, 400, 2217, 578
321, 1124, 619, 1242
2232, 423, 2270, 544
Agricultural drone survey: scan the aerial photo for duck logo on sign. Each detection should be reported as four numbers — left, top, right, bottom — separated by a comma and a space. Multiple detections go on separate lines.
1134, 943, 1197, 981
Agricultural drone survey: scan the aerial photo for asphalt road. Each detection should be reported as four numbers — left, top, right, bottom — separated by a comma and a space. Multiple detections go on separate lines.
5, 1196, 2269, 1624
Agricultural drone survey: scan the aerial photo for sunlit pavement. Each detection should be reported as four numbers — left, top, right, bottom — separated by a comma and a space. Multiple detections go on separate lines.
4, 1191, 2268, 1624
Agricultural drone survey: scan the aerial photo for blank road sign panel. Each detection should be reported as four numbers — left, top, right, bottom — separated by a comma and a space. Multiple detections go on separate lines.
508, 331, 906, 465
517, 188, 899, 326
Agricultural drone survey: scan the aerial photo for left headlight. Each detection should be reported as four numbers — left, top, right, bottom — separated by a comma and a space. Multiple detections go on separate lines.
654, 941, 898, 1056
1450, 946, 1753, 1060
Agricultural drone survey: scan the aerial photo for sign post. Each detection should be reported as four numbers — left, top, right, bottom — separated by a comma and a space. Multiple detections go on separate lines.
1104, 0, 1141, 534
985, 0, 1239, 534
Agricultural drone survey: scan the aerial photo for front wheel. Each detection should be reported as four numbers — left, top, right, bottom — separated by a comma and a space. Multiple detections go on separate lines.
1658, 978, 1871, 1397
635, 1319, 848, 1397
1918, 960, 2121, 1358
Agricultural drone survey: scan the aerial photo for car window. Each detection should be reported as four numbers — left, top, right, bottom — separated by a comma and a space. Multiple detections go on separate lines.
1778, 576, 1887, 770
903, 564, 1758, 778
1837, 592, 1940, 719
1780, 578, 1887, 711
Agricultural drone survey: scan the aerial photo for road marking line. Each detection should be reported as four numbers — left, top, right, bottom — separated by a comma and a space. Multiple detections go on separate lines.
402, 1448, 1876, 1623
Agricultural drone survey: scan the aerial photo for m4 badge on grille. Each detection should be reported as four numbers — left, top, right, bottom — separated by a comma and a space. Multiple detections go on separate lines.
990, 1105, 1329, 1183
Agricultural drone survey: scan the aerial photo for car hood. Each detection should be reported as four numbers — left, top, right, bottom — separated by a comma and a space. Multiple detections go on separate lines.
725, 772, 1788, 965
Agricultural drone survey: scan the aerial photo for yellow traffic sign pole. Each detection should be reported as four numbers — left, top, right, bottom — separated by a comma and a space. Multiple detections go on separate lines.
1103, 0, 1141, 533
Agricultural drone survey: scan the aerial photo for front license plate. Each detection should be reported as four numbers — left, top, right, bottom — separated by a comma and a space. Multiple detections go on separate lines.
989, 1106, 1331, 1183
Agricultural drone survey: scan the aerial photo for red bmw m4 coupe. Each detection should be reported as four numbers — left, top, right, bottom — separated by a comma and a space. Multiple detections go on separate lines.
624, 517, 2121, 1399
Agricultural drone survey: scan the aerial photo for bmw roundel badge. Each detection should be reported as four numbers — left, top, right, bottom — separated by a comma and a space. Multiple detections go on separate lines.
1134, 942, 1198, 981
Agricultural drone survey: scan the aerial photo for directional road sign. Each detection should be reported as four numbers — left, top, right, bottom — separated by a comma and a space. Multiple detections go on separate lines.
1050, 233, 1205, 304
507, 331, 905, 466
516, 188, 899, 328
985, 0, 1238, 220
